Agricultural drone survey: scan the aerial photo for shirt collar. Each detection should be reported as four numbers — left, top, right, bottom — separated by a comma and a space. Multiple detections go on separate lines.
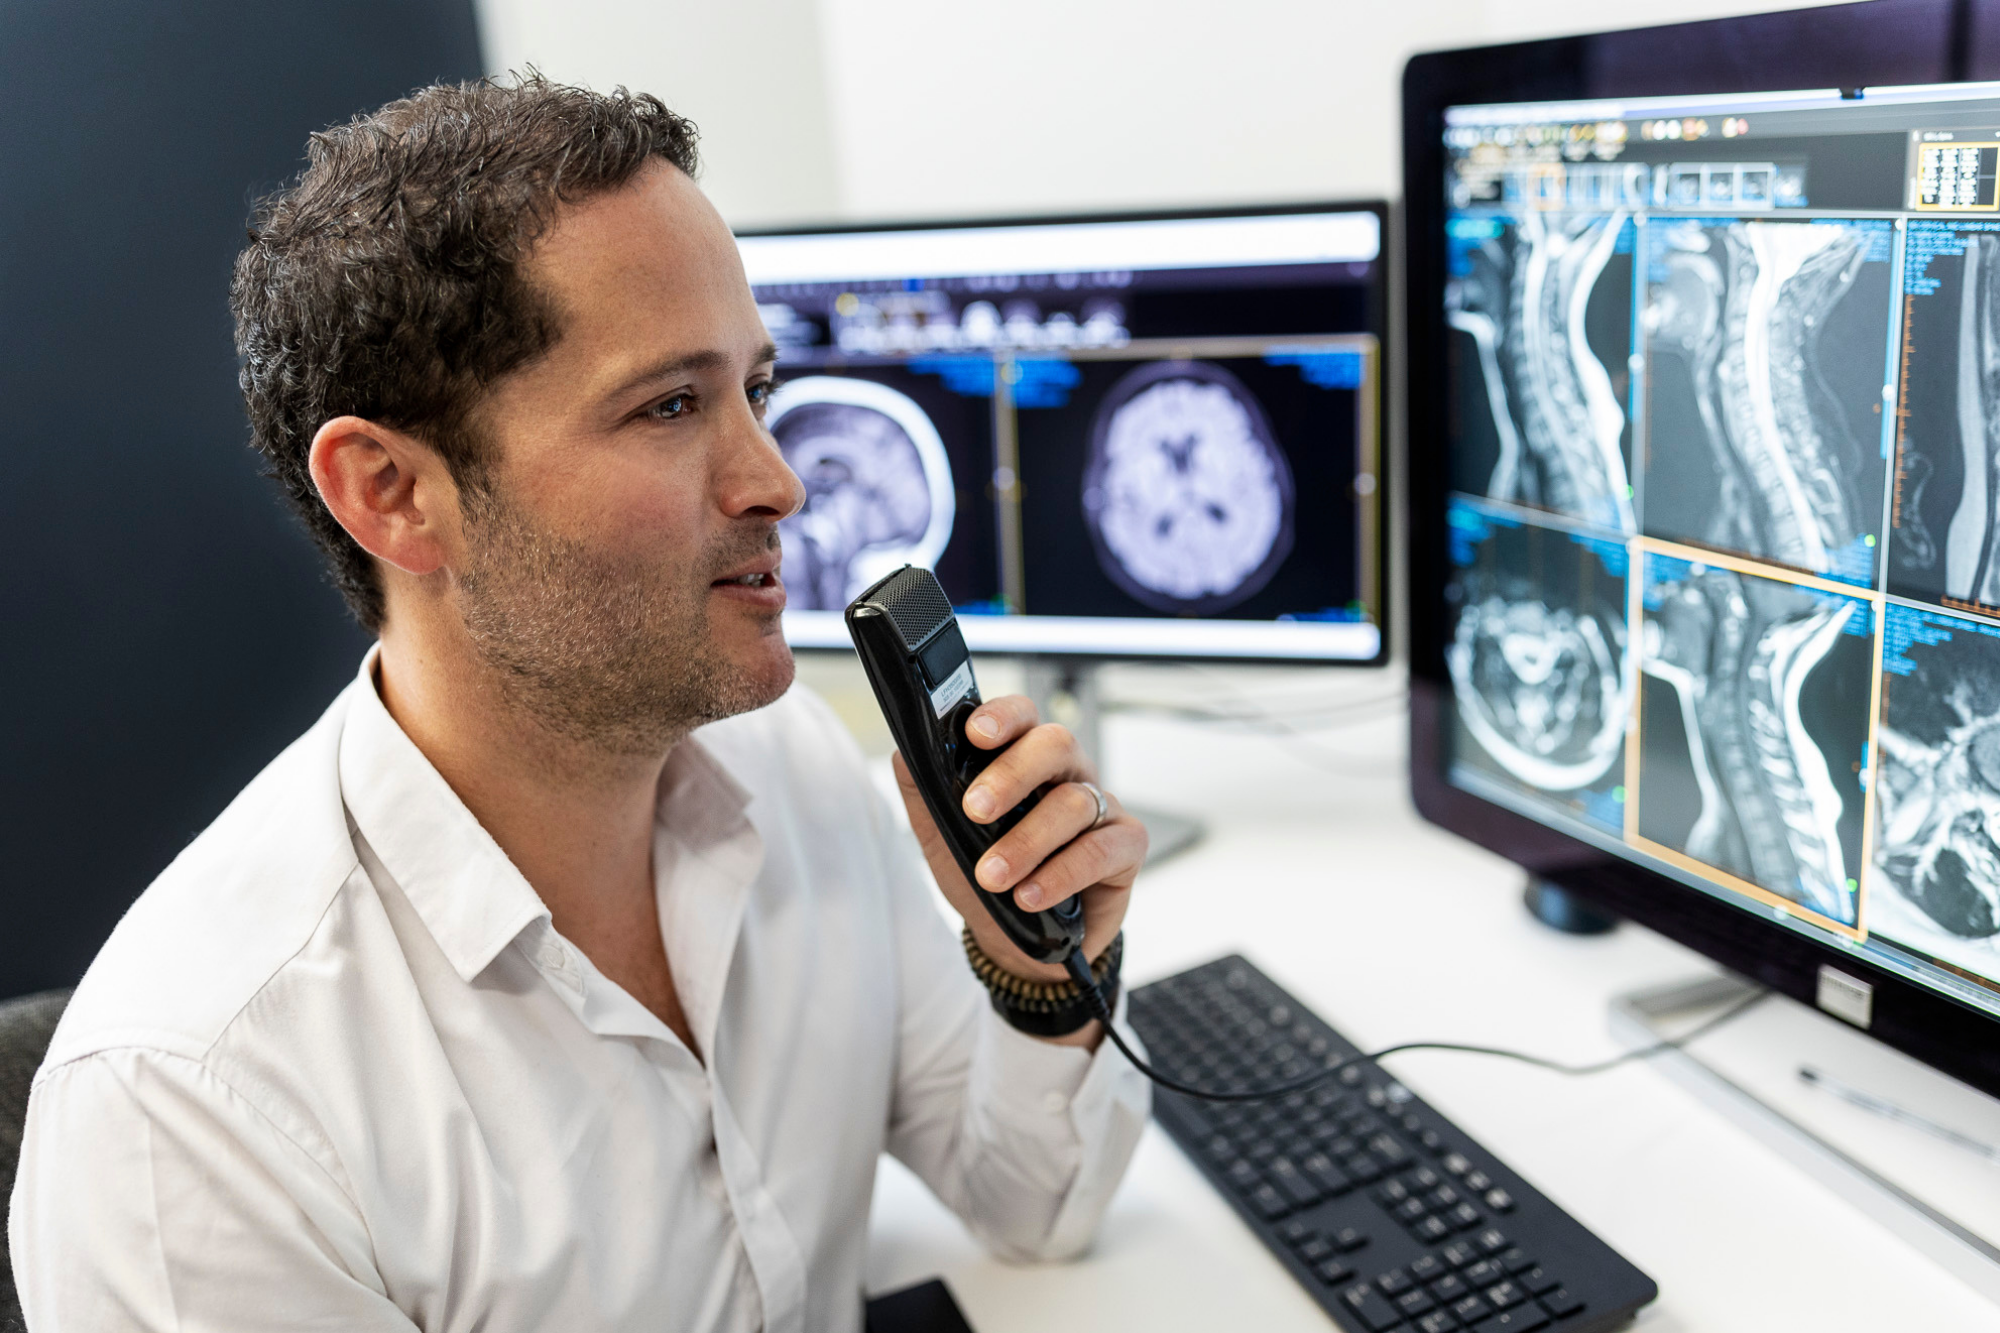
336, 647, 762, 991
338, 647, 552, 983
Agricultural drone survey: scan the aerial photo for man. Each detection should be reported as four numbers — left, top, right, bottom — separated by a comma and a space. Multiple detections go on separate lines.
9, 76, 1149, 1330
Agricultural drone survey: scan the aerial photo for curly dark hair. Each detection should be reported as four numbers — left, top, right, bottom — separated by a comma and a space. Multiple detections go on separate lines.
231, 73, 701, 632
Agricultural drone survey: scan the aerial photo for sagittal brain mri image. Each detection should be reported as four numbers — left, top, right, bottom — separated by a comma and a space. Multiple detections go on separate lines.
768, 376, 957, 610
1643, 218, 1891, 586
1890, 225, 2000, 614
1447, 504, 1630, 832
1446, 210, 1635, 533
1638, 557, 1872, 925
1872, 606, 2000, 982
1081, 360, 1294, 615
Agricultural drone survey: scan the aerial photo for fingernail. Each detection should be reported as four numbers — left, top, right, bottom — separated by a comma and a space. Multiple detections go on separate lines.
1016, 882, 1043, 909
969, 713, 1000, 740
965, 787, 996, 820
979, 853, 1010, 887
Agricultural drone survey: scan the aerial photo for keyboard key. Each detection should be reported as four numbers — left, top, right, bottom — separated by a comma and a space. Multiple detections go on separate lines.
1375, 1179, 1411, 1206
1412, 1216, 1452, 1243
1340, 1283, 1405, 1332
1393, 1197, 1430, 1224
1441, 1152, 1473, 1176
1303, 1153, 1352, 1196
1376, 1270, 1414, 1296
1517, 1265, 1559, 1294
1448, 1202, 1484, 1231
1343, 1155, 1385, 1184
1485, 1280, 1526, 1310
1440, 1240, 1479, 1269
1226, 1160, 1261, 1191
1427, 1185, 1460, 1208
1429, 1274, 1469, 1303
1314, 1256, 1354, 1286
1498, 1248, 1536, 1274
1268, 1158, 1324, 1208
1416, 1312, 1460, 1333
1451, 1295, 1492, 1325
1488, 1307, 1550, 1332
1484, 1188, 1516, 1213
1277, 1219, 1314, 1246
1419, 1129, 1447, 1154
1464, 1171, 1492, 1192
1332, 1226, 1370, 1253
1408, 1166, 1443, 1190
1248, 1184, 1290, 1219
1396, 1288, 1437, 1318
1462, 1260, 1505, 1288
1297, 1237, 1334, 1263
1540, 1288, 1585, 1318
1408, 1254, 1446, 1283
1368, 1133, 1411, 1167
1476, 1227, 1510, 1254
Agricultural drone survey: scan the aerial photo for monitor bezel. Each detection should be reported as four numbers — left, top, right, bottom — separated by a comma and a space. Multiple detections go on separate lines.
737, 197, 1393, 668
1402, 0, 2000, 1100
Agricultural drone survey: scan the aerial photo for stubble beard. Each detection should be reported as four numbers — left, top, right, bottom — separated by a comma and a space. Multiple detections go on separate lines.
453, 484, 792, 758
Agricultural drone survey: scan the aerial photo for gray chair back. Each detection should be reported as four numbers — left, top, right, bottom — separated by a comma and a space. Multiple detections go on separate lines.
0, 990, 70, 1333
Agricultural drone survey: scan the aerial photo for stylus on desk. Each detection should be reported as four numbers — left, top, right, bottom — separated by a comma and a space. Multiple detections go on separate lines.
1799, 1066, 2000, 1165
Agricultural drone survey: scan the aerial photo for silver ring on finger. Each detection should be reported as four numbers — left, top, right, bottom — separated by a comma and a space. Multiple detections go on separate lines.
1077, 780, 1109, 832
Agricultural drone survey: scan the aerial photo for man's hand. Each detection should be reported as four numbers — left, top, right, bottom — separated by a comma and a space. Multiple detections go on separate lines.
893, 695, 1147, 994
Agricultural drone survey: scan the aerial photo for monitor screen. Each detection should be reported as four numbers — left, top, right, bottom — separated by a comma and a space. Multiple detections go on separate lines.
1438, 80, 2000, 1023
735, 205, 1386, 662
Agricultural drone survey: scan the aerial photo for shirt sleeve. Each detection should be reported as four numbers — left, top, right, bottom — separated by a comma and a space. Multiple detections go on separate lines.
872, 785, 1151, 1262
10, 1047, 414, 1332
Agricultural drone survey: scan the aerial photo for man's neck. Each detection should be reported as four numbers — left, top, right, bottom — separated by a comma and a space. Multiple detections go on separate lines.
372, 626, 701, 1053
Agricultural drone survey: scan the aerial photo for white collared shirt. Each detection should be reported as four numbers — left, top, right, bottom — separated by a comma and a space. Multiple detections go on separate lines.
9, 653, 1148, 1332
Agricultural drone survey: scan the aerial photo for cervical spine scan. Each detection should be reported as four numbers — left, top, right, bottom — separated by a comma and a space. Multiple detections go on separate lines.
1081, 360, 1294, 616
768, 376, 957, 610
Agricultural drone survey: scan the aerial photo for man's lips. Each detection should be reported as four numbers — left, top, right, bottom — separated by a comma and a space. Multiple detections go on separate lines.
709, 560, 785, 608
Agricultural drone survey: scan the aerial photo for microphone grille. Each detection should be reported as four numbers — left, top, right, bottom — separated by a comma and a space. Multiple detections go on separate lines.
870, 567, 953, 649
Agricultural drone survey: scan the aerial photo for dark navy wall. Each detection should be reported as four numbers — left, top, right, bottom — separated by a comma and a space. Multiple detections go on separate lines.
0, 2, 484, 998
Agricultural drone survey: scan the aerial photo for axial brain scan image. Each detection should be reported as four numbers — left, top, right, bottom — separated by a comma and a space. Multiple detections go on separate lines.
1873, 604, 2000, 984
768, 376, 957, 611
1081, 360, 1294, 615
1637, 556, 1873, 925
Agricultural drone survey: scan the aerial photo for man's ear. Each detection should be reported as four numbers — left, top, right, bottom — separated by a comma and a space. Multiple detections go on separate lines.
308, 416, 458, 578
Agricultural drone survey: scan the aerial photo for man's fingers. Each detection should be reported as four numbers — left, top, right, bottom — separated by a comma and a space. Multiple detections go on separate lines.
961, 722, 1088, 823
962, 694, 1039, 750
975, 780, 1133, 894
1012, 818, 1146, 912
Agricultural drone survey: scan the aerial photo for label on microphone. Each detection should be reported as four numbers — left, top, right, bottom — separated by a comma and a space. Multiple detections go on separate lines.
929, 660, 975, 717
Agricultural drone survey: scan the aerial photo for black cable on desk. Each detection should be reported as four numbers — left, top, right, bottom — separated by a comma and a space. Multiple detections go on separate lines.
1062, 952, 1768, 1104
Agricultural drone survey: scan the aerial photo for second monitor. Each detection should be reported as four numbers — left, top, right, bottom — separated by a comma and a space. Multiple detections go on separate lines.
736, 202, 1388, 664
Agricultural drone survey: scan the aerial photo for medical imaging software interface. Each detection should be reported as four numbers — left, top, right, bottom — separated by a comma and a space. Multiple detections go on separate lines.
736, 210, 1383, 661
1441, 83, 2000, 1018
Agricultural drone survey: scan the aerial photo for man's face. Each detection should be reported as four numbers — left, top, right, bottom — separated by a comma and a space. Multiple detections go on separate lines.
444, 161, 806, 754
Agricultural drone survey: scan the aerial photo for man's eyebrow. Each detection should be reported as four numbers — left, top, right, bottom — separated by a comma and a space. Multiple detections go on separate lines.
606, 341, 782, 400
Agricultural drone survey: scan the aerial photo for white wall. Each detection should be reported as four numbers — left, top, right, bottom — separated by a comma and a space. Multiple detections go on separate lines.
477, 0, 1863, 225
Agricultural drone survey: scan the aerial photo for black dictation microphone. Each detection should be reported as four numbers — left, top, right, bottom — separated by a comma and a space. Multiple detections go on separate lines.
845, 565, 1086, 965
843, 566, 1770, 1102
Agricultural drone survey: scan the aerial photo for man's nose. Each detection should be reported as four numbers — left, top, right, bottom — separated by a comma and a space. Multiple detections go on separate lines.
719, 408, 806, 522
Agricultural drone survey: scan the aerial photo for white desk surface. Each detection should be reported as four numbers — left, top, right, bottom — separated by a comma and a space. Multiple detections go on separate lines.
854, 669, 2000, 1332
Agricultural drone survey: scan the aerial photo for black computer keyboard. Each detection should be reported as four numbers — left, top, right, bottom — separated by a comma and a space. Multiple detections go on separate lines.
1127, 956, 1657, 1333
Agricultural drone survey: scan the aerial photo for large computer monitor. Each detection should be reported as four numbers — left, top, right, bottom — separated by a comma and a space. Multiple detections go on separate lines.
735, 202, 1387, 665
1404, 0, 2000, 1099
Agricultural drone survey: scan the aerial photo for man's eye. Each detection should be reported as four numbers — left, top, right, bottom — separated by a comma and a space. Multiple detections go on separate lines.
650, 393, 692, 421
748, 379, 778, 409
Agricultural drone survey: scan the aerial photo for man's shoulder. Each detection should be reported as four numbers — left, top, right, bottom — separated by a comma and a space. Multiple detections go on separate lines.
43, 685, 367, 1073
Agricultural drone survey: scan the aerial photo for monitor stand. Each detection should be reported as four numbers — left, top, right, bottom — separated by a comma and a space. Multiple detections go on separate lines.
1611, 973, 2000, 1303
1022, 657, 1203, 866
